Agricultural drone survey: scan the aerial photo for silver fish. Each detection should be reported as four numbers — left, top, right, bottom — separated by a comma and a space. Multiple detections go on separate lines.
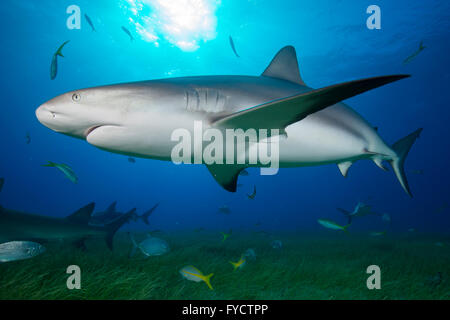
0, 241, 46, 263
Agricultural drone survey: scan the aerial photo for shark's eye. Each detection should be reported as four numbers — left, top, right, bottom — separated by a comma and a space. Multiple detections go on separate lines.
72, 93, 81, 102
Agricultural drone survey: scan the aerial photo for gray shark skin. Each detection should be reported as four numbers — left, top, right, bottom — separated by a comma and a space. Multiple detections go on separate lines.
0, 203, 134, 250
36, 46, 421, 195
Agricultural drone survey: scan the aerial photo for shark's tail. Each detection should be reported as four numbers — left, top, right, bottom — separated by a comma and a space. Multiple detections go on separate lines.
388, 128, 423, 197
140, 203, 159, 225
336, 208, 352, 224
104, 208, 136, 250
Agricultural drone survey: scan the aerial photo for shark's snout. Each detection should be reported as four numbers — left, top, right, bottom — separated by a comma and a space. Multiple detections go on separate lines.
35, 104, 55, 128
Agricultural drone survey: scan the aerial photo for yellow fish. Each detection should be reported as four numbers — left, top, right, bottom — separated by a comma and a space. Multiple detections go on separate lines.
229, 255, 246, 270
179, 265, 214, 290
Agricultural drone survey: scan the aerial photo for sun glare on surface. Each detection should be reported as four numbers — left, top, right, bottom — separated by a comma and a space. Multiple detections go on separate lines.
123, 0, 220, 51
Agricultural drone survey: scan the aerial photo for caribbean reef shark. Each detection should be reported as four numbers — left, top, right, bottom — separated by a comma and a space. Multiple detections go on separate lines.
36, 46, 421, 195
0, 202, 134, 250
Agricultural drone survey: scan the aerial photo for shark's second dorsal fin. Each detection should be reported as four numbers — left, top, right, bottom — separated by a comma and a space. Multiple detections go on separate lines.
67, 203, 95, 224
261, 46, 305, 86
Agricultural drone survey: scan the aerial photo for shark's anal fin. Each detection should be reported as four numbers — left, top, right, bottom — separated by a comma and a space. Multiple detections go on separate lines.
67, 203, 95, 224
212, 75, 410, 134
206, 164, 246, 192
337, 161, 353, 177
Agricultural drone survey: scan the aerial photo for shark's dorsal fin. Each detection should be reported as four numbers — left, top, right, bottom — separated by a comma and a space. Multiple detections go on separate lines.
262, 46, 305, 86
67, 203, 95, 224
106, 201, 117, 214
206, 164, 246, 192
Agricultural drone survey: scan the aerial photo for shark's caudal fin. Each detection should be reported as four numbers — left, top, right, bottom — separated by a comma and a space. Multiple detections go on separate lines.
104, 208, 136, 250
66, 203, 95, 224
55, 40, 70, 57
262, 46, 306, 85
141, 203, 159, 225
337, 208, 353, 224
389, 128, 423, 197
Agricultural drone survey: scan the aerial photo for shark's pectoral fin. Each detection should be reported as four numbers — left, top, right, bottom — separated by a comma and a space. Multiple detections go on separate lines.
337, 161, 353, 177
67, 203, 95, 224
211, 75, 410, 134
206, 164, 247, 192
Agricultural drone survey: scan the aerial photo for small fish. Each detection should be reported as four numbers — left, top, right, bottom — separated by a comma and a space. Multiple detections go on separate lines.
369, 231, 386, 237
121, 26, 134, 41
435, 202, 448, 214
229, 36, 240, 58
84, 14, 96, 32
50, 40, 69, 80
318, 219, 349, 233
128, 157, 136, 163
381, 213, 391, 223
403, 41, 425, 65
25, 132, 31, 144
179, 265, 214, 290
237, 183, 244, 188
194, 227, 204, 233
239, 169, 249, 176
0, 241, 46, 263
230, 255, 246, 270
218, 205, 231, 215
129, 233, 169, 257
243, 248, 256, 260
247, 185, 256, 200
220, 230, 232, 242
435, 242, 444, 247
42, 161, 78, 183
270, 240, 282, 249
408, 228, 416, 232
411, 169, 423, 175
0, 177, 4, 193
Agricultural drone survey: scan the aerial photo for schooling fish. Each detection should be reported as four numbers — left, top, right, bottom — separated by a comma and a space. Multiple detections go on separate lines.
0, 241, 46, 263
42, 161, 78, 183
121, 26, 134, 41
337, 202, 380, 224
84, 14, 96, 32
403, 41, 425, 65
318, 219, 349, 233
129, 233, 169, 257
247, 185, 256, 200
179, 265, 214, 290
50, 40, 69, 80
229, 36, 240, 58
230, 255, 246, 270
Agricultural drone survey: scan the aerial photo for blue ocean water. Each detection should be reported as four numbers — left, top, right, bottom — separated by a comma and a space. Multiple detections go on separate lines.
0, 0, 449, 234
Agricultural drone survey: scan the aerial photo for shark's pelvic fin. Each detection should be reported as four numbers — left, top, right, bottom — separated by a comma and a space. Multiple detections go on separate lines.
206, 164, 247, 192
388, 128, 423, 197
262, 46, 305, 85
212, 75, 410, 134
67, 203, 95, 224
337, 161, 353, 177
373, 157, 389, 171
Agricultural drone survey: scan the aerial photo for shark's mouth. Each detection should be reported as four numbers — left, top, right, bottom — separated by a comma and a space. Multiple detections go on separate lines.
85, 125, 103, 138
